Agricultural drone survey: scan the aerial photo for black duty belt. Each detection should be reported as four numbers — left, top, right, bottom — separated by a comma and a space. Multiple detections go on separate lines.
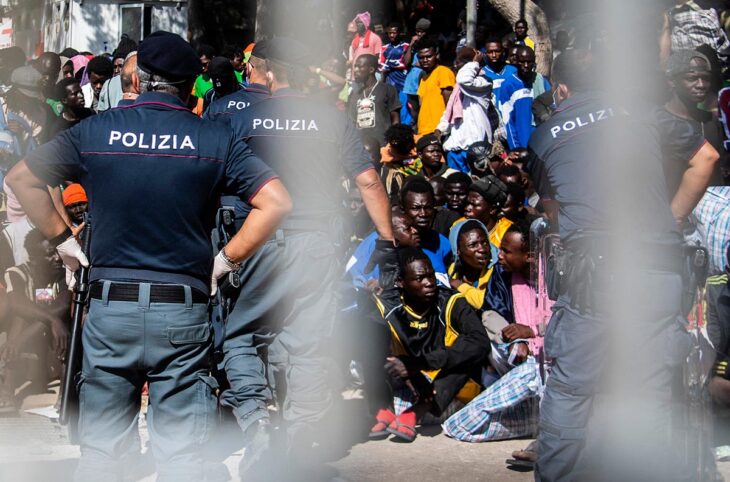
89, 282, 208, 304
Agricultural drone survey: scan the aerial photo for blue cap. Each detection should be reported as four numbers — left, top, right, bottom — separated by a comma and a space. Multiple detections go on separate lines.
138, 31, 202, 80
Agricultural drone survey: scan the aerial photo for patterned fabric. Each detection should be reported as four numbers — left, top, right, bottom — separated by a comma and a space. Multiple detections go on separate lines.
392, 372, 434, 415
442, 358, 541, 442
393, 385, 415, 415
669, 1, 730, 57
691, 186, 730, 274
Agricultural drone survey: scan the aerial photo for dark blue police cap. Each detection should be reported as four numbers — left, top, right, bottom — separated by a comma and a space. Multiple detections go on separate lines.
250, 40, 268, 60
138, 31, 202, 80
253, 37, 312, 66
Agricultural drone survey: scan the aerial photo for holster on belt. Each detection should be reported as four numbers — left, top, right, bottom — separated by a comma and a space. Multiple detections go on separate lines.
551, 235, 610, 314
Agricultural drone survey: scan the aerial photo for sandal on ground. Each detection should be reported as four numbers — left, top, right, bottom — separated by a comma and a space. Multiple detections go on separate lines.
511, 440, 538, 462
507, 440, 537, 469
386, 410, 417, 442
369, 409, 396, 439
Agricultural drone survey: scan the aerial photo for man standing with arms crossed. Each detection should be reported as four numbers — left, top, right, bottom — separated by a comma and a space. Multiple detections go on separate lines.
219, 38, 394, 480
6, 31, 291, 482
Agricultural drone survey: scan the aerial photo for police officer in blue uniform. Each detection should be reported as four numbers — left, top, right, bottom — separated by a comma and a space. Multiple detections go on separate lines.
526, 50, 718, 481
7, 31, 292, 482
204, 42, 271, 231
218, 38, 394, 479
203, 42, 270, 123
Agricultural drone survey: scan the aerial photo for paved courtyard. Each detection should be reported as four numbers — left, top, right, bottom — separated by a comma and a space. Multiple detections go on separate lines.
1, 386, 729, 482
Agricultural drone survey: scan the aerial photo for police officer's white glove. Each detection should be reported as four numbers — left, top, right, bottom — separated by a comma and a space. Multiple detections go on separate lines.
211, 249, 240, 297
56, 235, 89, 291
66, 267, 76, 292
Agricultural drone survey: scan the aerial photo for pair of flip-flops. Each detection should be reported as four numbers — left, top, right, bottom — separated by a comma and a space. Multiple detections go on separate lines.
369, 409, 417, 443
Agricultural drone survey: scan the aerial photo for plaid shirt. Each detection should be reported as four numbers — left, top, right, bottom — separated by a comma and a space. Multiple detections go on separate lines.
442, 358, 541, 442
692, 186, 730, 274
669, 1, 730, 56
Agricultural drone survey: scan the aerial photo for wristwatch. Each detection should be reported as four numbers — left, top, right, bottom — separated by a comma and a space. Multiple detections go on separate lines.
220, 248, 241, 270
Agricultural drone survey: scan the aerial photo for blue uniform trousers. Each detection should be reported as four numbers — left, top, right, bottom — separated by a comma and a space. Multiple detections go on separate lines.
221, 232, 338, 446
536, 271, 692, 482
74, 281, 216, 482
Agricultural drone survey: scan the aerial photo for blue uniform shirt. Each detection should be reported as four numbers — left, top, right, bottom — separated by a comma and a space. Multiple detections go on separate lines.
202, 83, 270, 121
526, 93, 683, 245
222, 87, 374, 226
26, 91, 277, 294
203, 83, 271, 224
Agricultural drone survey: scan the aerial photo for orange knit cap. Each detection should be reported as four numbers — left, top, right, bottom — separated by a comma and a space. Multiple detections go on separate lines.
63, 183, 88, 206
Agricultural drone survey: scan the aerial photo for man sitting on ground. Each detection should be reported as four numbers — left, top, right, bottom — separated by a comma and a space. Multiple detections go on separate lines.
462, 175, 512, 248
347, 209, 449, 289
0, 229, 70, 414
62, 183, 87, 227
443, 219, 545, 443
368, 248, 489, 442
416, 133, 457, 180
380, 123, 420, 202
399, 177, 453, 274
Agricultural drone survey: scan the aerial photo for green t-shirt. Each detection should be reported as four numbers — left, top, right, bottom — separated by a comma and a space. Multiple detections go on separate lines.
194, 71, 245, 98
194, 74, 212, 99
47, 98, 63, 117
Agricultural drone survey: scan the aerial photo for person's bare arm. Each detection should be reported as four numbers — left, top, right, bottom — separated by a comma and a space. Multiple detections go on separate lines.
6, 160, 68, 239
309, 66, 347, 88
671, 142, 719, 222
441, 87, 453, 107
355, 168, 393, 240
49, 185, 73, 228
390, 109, 401, 125
403, 36, 419, 68
222, 179, 292, 263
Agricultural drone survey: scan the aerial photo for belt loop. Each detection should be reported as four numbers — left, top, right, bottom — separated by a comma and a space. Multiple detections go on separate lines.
276, 229, 285, 247
102, 280, 111, 307
138, 283, 151, 310
183, 285, 192, 310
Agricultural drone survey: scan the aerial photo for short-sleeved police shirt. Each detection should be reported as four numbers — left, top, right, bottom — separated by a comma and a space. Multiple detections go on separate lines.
526, 93, 682, 245
202, 83, 270, 121
224, 87, 374, 224
203, 83, 271, 224
26, 92, 276, 294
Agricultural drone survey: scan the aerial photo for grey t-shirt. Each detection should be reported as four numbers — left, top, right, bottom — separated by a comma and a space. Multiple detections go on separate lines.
97, 76, 123, 112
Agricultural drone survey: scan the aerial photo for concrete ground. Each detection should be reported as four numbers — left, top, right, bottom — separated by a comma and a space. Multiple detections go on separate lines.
1, 386, 729, 482
0, 385, 534, 482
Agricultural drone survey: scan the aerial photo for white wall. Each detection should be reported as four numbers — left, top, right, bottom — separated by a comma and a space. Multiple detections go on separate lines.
68, 0, 187, 54
69, 0, 118, 53
151, 4, 187, 39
